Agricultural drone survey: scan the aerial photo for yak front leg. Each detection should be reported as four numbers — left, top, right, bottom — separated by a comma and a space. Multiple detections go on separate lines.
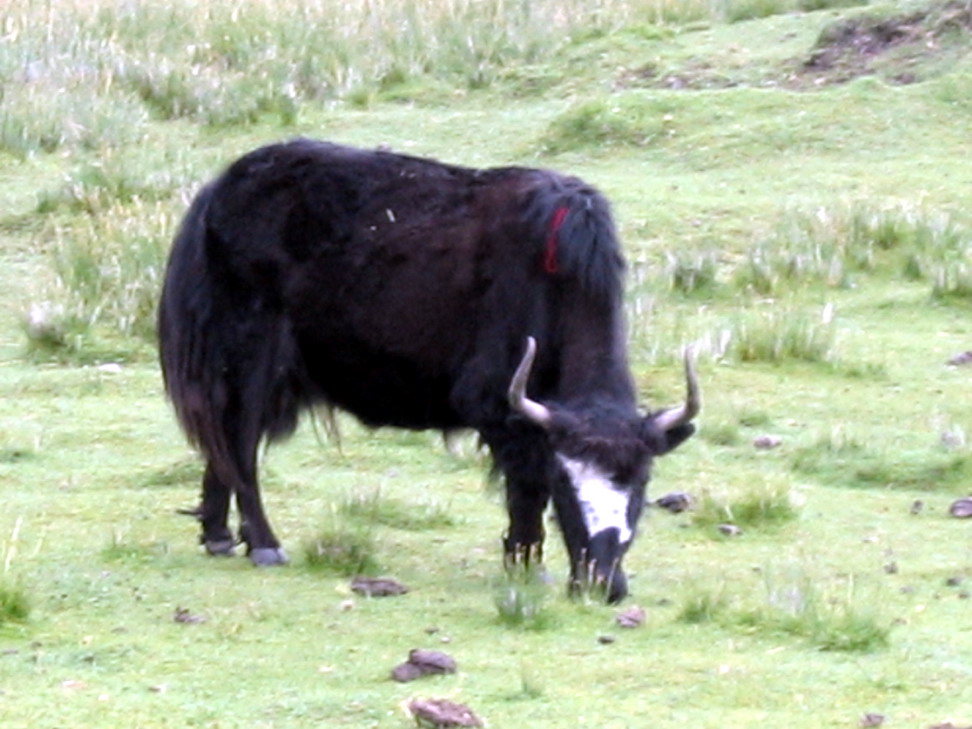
502, 480, 549, 572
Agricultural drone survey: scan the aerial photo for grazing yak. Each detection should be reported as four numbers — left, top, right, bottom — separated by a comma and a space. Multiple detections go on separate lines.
158, 139, 699, 602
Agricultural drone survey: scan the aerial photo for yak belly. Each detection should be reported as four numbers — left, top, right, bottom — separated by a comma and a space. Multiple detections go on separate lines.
299, 340, 463, 431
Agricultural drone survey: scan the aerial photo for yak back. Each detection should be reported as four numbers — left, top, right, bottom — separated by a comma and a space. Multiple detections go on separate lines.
175, 139, 633, 435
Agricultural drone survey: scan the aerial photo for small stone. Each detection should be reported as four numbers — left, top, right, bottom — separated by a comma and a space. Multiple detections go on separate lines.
949, 498, 972, 518
941, 430, 965, 449
350, 576, 409, 597
910, 499, 924, 515
391, 649, 457, 683
615, 606, 646, 629
407, 650, 457, 674
717, 524, 743, 537
883, 562, 898, 575
753, 434, 782, 449
947, 351, 972, 366
654, 492, 693, 513
597, 634, 617, 644
392, 663, 426, 683
173, 607, 206, 624
946, 576, 964, 587
860, 713, 885, 727
407, 698, 483, 728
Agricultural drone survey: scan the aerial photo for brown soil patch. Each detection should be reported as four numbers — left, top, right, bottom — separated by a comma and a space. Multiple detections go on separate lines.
798, 1, 972, 86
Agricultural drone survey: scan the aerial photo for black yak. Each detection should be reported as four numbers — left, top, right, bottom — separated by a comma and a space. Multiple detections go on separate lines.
158, 139, 699, 602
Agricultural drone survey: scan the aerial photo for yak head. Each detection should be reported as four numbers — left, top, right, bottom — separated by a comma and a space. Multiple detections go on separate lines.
508, 337, 699, 603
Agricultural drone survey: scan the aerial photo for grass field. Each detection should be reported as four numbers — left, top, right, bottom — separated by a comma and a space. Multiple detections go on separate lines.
2, 1, 972, 727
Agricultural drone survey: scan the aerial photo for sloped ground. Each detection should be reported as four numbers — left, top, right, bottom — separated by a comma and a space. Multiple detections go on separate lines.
620, 0, 972, 90
799, 0, 972, 85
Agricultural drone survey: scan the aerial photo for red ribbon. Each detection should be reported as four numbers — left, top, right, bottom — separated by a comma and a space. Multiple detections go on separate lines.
544, 206, 569, 275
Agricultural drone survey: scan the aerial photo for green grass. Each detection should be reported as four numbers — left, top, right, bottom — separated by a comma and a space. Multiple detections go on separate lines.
692, 476, 802, 530
302, 519, 382, 576
493, 565, 555, 630
337, 487, 456, 531
0, 580, 30, 625
678, 568, 890, 652
3, 0, 972, 726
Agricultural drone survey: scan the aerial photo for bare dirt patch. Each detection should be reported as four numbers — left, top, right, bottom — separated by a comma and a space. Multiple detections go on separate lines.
797, 1, 972, 86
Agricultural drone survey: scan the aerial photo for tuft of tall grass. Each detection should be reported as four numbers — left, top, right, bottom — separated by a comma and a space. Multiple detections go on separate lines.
692, 475, 802, 530
23, 198, 174, 360
0, 580, 30, 625
664, 249, 721, 296
740, 570, 890, 652
36, 159, 191, 216
736, 203, 972, 295
677, 584, 729, 623
930, 260, 972, 301
728, 305, 838, 364
792, 427, 972, 490
1, 519, 30, 626
677, 567, 890, 652
493, 564, 554, 630
303, 520, 380, 576
0, 58, 150, 157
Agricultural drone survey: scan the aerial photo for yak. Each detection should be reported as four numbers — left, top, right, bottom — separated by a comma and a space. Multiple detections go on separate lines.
158, 139, 699, 602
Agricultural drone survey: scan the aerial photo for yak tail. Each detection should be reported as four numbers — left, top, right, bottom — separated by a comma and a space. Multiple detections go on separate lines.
158, 184, 308, 491
157, 183, 237, 484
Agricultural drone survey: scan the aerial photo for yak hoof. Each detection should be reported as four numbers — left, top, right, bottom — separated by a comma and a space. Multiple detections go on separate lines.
204, 539, 236, 557
249, 547, 289, 567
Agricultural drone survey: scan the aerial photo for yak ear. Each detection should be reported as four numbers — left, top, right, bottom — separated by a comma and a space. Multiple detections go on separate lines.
641, 418, 696, 455
660, 422, 696, 454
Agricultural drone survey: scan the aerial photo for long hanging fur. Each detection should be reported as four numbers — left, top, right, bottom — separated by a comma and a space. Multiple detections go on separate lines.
521, 171, 625, 307
158, 183, 309, 490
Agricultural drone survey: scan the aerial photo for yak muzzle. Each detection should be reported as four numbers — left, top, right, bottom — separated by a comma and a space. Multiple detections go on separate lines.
578, 528, 629, 604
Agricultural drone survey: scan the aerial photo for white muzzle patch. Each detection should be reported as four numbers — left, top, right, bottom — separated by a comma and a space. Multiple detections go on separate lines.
557, 455, 633, 544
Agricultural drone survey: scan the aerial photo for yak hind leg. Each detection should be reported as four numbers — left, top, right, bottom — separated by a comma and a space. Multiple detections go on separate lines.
232, 447, 289, 567
198, 464, 236, 557
233, 413, 289, 566
201, 390, 289, 567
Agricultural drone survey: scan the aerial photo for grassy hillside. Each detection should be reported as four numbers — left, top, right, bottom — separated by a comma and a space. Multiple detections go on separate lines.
2, 1, 972, 727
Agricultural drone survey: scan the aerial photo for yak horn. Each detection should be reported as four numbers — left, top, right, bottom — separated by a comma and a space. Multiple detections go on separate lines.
652, 347, 701, 432
508, 337, 552, 428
